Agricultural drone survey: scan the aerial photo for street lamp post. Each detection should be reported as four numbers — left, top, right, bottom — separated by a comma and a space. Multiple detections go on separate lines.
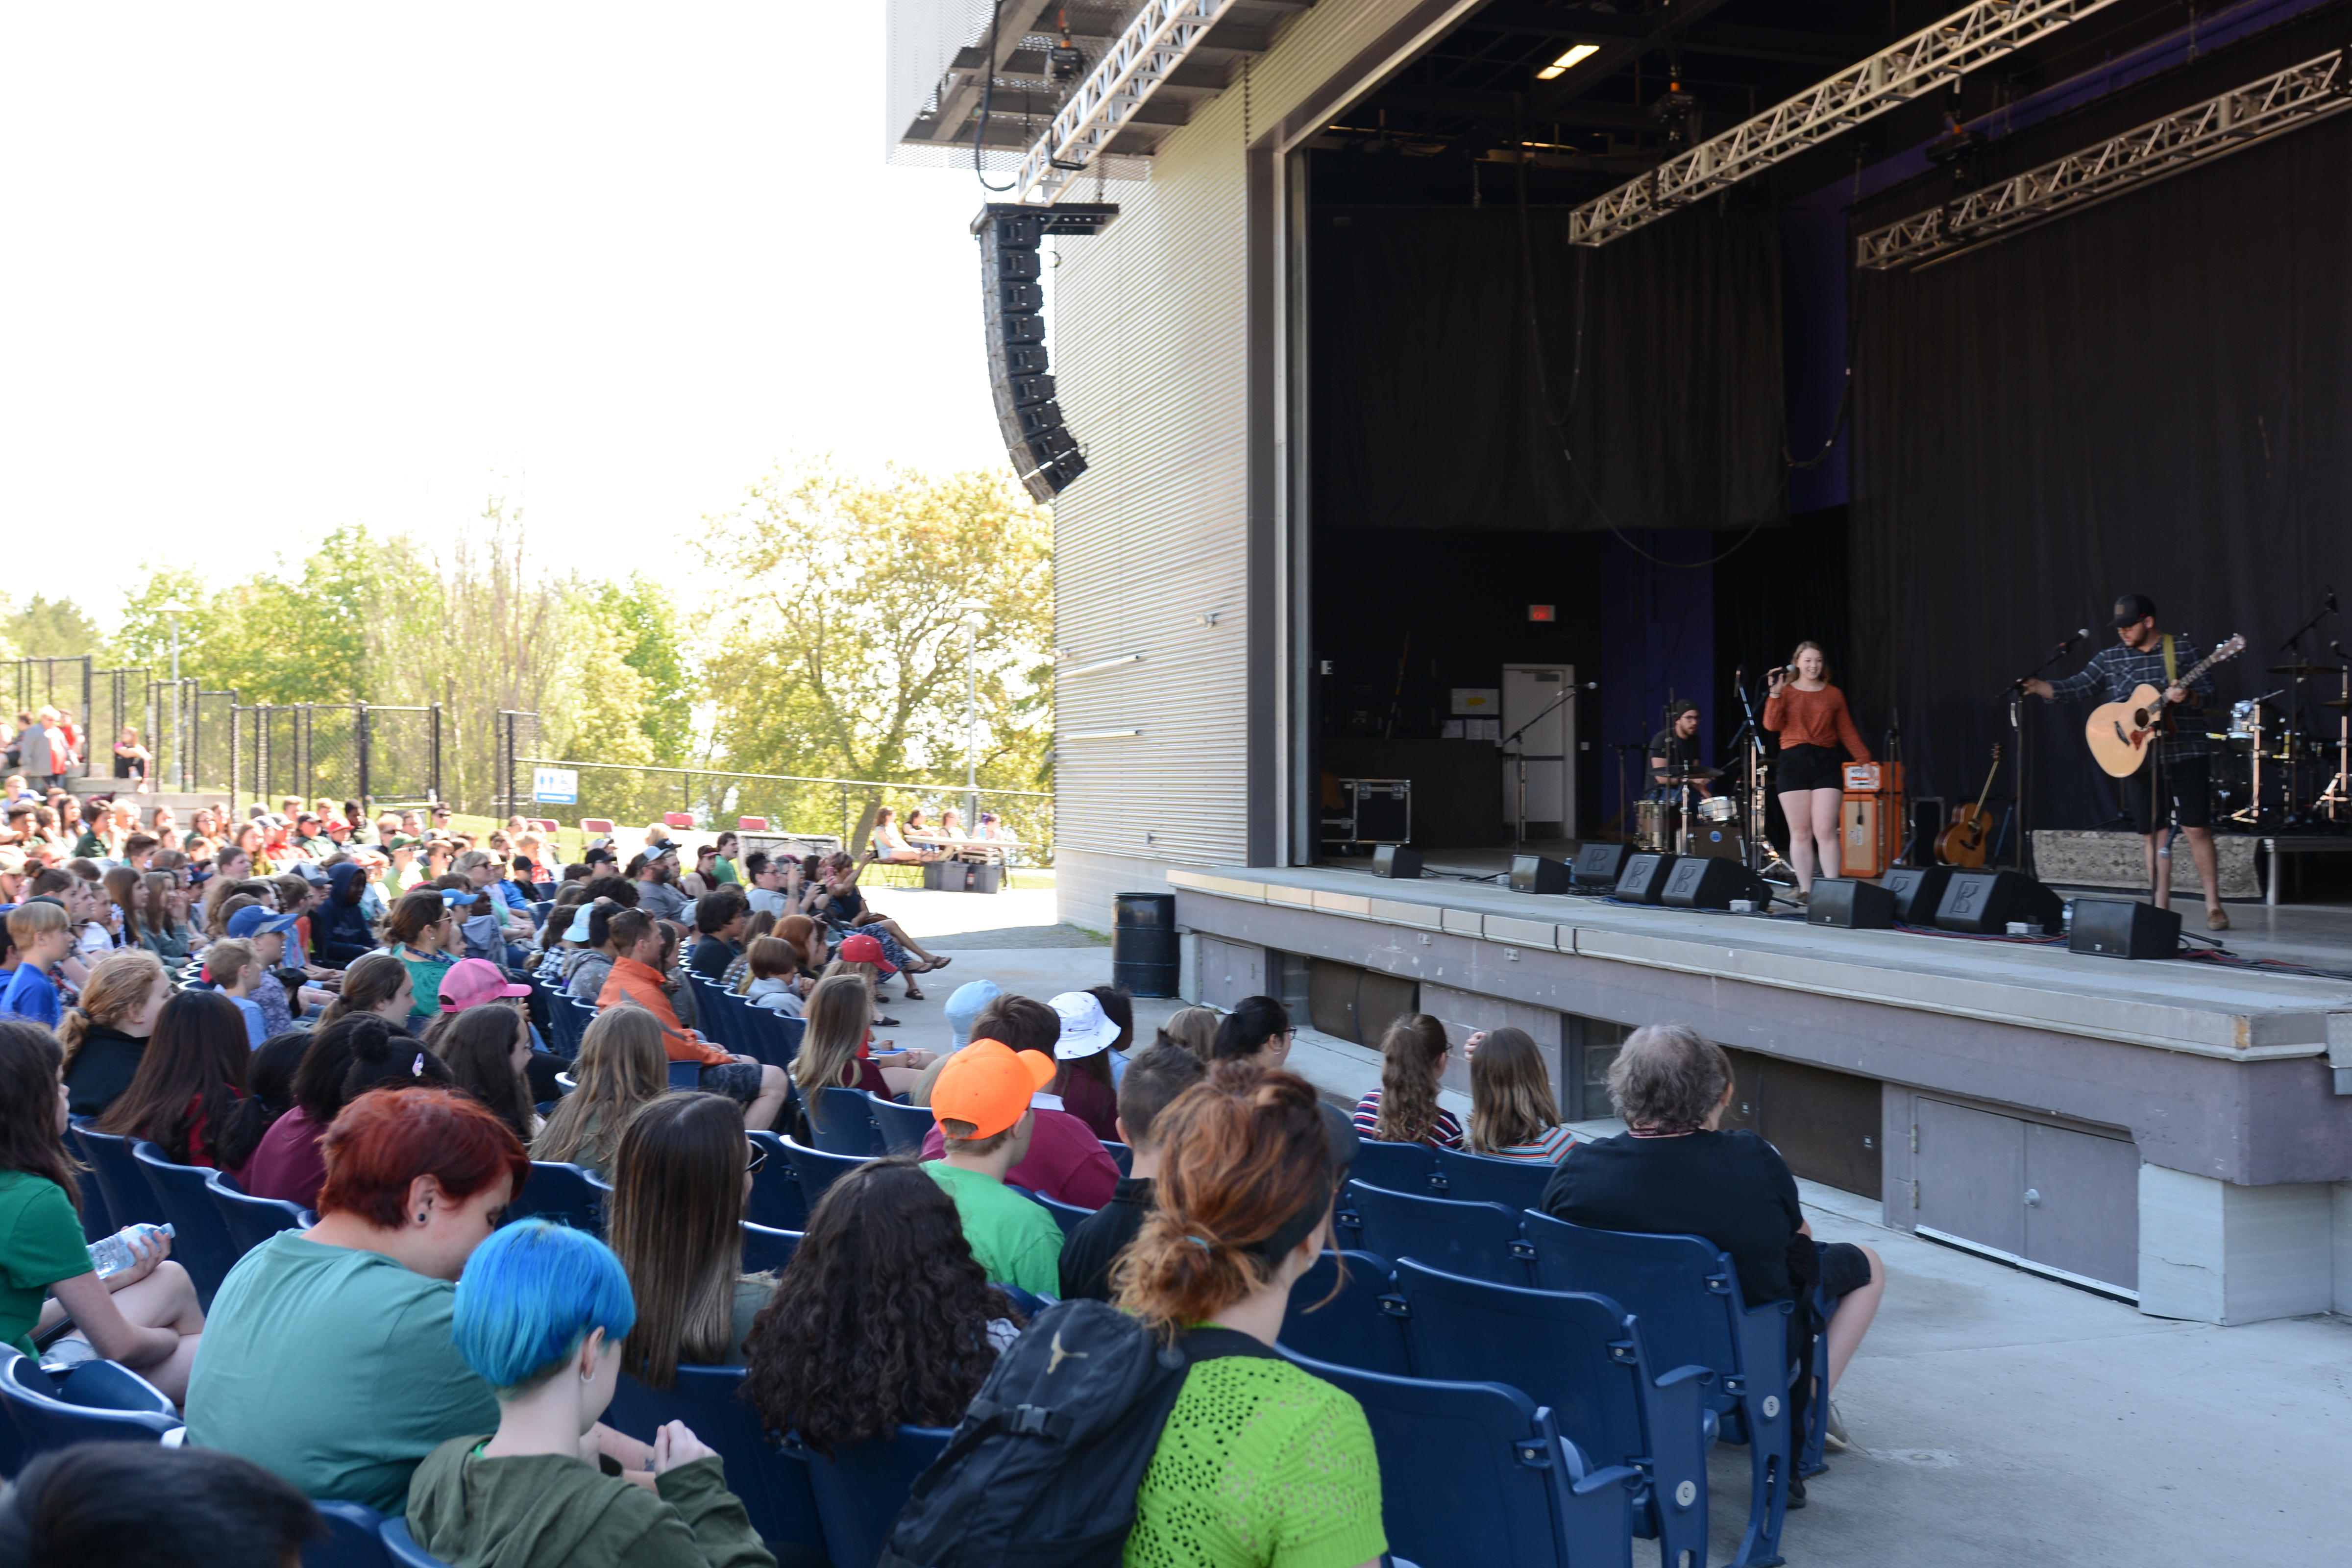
159, 602, 192, 793
956, 599, 988, 829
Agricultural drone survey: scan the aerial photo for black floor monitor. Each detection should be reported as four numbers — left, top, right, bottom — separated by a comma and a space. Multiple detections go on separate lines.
1880, 865, 1954, 924
1373, 845, 1422, 880
1661, 858, 1772, 910
1935, 869, 2066, 934
1572, 842, 1632, 888
1810, 879, 1897, 929
2068, 898, 2180, 959
1614, 853, 1678, 905
1510, 855, 1571, 895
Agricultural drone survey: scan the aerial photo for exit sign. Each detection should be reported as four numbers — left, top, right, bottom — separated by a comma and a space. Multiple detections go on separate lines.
1528, 604, 1555, 622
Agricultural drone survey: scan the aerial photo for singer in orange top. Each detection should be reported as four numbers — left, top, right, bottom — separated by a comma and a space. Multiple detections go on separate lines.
1763, 641, 1871, 899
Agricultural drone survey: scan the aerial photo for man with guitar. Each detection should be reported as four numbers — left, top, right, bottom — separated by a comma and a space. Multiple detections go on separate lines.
2023, 593, 2228, 930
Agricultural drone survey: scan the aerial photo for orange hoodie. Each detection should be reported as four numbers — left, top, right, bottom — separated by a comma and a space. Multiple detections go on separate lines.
597, 956, 731, 1065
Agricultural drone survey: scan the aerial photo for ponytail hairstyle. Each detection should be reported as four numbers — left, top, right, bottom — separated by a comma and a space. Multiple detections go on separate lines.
1210, 995, 1290, 1062
57, 949, 167, 1069
1113, 1062, 1339, 1340
312, 951, 408, 1029
1466, 1026, 1564, 1154
386, 889, 450, 949
101, 865, 144, 948
1372, 1012, 1449, 1147
339, 1018, 455, 1102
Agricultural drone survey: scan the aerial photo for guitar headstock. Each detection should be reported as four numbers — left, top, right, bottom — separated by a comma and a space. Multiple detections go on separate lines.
2212, 634, 2246, 662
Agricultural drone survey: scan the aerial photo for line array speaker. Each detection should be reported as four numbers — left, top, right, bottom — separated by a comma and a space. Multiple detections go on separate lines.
1510, 855, 1571, 895
977, 203, 1117, 501
1660, 858, 1772, 910
2068, 898, 2180, 959
1934, 869, 2065, 934
1372, 845, 1422, 880
1809, 878, 1897, 929
1613, 853, 1679, 904
1572, 842, 1631, 887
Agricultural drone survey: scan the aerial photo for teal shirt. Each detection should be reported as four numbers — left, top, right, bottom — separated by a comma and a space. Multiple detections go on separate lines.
185, 1232, 499, 1512
922, 1162, 1064, 1296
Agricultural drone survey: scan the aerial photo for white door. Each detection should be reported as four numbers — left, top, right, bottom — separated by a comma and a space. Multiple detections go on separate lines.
1500, 665, 1575, 838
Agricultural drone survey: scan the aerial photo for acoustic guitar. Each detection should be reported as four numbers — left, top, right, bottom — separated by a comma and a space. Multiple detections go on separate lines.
2083, 634, 2246, 778
1935, 744, 2002, 868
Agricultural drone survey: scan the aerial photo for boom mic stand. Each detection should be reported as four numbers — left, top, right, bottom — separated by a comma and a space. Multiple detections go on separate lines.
1499, 685, 1577, 851
1730, 669, 1796, 885
2008, 633, 2086, 878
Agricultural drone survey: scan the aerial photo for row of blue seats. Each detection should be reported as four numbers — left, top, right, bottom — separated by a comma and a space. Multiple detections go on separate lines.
69, 1122, 312, 1308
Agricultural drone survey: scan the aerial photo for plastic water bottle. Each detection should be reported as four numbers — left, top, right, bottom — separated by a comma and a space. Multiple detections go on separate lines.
87, 1223, 173, 1279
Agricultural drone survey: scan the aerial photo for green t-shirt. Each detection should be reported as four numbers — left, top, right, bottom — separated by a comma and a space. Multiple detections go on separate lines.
1124, 1355, 1387, 1568
921, 1163, 1064, 1296
0, 1170, 93, 1360
185, 1232, 500, 1512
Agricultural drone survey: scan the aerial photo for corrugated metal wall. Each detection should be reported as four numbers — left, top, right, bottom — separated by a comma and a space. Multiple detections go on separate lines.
1051, 0, 1459, 930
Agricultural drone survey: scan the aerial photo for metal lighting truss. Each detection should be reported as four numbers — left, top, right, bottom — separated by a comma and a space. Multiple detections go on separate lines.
1008, 0, 1242, 206
1567, 0, 2125, 247
1860, 48, 2352, 269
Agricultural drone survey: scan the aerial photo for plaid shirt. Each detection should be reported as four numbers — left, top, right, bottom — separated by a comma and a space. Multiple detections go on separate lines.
2048, 635, 2214, 759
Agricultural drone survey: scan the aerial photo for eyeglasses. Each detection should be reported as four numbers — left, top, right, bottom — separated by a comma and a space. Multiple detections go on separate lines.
744, 1142, 768, 1174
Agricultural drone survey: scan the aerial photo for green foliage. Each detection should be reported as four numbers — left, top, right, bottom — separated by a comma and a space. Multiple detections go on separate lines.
593, 574, 698, 766
112, 527, 375, 702
2, 595, 106, 659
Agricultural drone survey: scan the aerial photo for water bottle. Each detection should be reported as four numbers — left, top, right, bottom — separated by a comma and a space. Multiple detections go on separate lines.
88, 1223, 173, 1279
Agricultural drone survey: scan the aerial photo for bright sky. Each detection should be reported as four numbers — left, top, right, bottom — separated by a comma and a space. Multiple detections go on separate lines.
0, 4, 1008, 623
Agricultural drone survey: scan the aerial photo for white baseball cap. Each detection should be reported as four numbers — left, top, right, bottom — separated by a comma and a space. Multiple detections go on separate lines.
1050, 990, 1118, 1059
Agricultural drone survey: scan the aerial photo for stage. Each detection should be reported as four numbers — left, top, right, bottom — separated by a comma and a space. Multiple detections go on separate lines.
1170, 859, 2352, 1325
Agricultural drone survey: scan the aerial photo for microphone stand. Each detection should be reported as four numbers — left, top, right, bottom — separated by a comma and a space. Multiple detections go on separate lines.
2008, 634, 2085, 878
2276, 588, 2337, 825
1499, 685, 1577, 851
1731, 669, 1796, 884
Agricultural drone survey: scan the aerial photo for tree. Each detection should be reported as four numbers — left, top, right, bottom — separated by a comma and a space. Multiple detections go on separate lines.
112, 528, 375, 703
3, 595, 104, 658
593, 574, 698, 766
702, 461, 1054, 848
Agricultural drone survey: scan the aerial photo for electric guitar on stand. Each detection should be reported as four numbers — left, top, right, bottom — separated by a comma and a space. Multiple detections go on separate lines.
2084, 635, 2246, 777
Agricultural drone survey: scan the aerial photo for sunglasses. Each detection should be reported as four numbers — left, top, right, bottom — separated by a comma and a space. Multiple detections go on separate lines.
744, 1141, 768, 1175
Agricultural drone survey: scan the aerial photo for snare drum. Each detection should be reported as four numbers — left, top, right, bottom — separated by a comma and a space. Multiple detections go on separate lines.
1636, 801, 1673, 852
2228, 699, 2265, 741
1697, 796, 1738, 824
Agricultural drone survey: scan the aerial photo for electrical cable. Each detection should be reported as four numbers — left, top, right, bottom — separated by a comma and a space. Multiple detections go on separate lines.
972, 0, 1017, 193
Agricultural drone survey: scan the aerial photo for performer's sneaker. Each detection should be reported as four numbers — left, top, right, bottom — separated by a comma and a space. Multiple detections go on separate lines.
2206, 905, 2230, 931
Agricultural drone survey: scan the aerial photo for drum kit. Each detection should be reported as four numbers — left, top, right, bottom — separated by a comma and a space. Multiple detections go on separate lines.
1642, 771, 1744, 857
2208, 657, 2352, 828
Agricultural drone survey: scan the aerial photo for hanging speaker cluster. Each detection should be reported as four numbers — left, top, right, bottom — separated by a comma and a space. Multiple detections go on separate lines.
975, 203, 1119, 503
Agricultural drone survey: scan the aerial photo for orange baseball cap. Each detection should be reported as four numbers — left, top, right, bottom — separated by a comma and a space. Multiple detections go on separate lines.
931, 1038, 1057, 1138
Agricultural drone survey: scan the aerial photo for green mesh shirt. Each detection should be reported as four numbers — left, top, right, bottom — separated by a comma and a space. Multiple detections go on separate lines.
1123, 1354, 1387, 1568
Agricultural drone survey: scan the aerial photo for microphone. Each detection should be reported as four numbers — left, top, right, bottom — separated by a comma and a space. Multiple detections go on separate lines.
2058, 627, 2089, 652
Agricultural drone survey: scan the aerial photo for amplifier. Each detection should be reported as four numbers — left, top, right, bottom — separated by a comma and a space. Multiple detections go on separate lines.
1839, 759, 1905, 880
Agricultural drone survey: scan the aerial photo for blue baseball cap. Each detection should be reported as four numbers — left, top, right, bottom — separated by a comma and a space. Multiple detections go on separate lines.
226, 905, 300, 940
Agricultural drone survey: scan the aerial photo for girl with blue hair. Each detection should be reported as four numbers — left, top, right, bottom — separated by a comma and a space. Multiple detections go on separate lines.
404, 1221, 772, 1568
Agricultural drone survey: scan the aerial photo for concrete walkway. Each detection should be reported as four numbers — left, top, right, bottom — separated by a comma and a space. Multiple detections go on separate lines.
886, 890, 2352, 1566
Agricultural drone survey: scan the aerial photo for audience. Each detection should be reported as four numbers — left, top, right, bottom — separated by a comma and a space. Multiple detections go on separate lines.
792, 974, 936, 1129
0, 1442, 321, 1568
918, 995, 1120, 1208
95, 991, 267, 1173
533, 1006, 668, 1177
598, 909, 788, 1130
0, 902, 72, 1028
310, 950, 416, 1031
688, 887, 749, 981
385, 889, 462, 1021
0, 1021, 207, 1401
1138, 1000, 1220, 1064
205, 937, 270, 1047
1057, 1040, 1205, 1302
921, 1040, 1065, 1294
742, 1158, 1023, 1454
1046, 990, 1121, 1141
1352, 1012, 1463, 1151
1111, 1060, 1385, 1568
1539, 1023, 1886, 1482
737, 935, 805, 1015
245, 1030, 311, 1117
1465, 1026, 1581, 1163
606, 1093, 775, 1387
1087, 983, 1136, 1081
313, 861, 377, 967
57, 948, 170, 1117
1210, 994, 1294, 1069
404, 1220, 769, 1568
431, 1000, 541, 1144
241, 1016, 454, 1209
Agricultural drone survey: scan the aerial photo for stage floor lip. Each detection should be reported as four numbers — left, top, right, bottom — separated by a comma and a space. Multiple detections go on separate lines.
1172, 865, 2352, 1062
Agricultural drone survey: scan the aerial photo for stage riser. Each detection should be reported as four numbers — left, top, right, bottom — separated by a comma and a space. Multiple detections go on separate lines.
2032, 830, 2261, 898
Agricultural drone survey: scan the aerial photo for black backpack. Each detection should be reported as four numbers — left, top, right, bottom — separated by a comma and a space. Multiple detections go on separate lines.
877, 1297, 1276, 1568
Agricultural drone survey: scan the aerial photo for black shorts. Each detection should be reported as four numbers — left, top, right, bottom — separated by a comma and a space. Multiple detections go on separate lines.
1776, 742, 1846, 795
1818, 1240, 1873, 1301
2119, 752, 2211, 835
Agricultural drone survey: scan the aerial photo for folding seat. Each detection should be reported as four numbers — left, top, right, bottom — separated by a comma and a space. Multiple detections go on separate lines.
1276, 1249, 1410, 1378
1348, 1180, 1536, 1288
742, 1221, 802, 1276
745, 1131, 809, 1231
605, 1365, 827, 1558
1431, 1144, 1554, 1210
807, 1087, 887, 1157
778, 1135, 868, 1206
71, 1124, 162, 1231
797, 1424, 955, 1568
304, 1500, 394, 1568
869, 1094, 935, 1156
130, 1141, 241, 1306
0, 1350, 179, 1452
208, 1169, 311, 1257
1350, 1138, 1444, 1195
503, 1161, 608, 1234
1010, 1183, 1094, 1239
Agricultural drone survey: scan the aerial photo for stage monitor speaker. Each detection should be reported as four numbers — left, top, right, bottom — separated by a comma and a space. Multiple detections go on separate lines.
1809, 878, 1896, 929
2068, 898, 2180, 959
1880, 865, 1953, 924
1510, 855, 1570, 895
1934, 869, 2065, 934
1572, 842, 1631, 887
1373, 845, 1422, 880
1661, 858, 1771, 910
1613, 853, 1679, 904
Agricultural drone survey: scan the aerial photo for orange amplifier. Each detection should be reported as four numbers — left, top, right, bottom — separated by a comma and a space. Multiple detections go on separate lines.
1840, 760, 1904, 878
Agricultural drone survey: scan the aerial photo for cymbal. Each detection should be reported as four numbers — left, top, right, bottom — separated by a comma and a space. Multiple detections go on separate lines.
2268, 661, 2343, 676
2322, 697, 2352, 710
1658, 769, 1724, 783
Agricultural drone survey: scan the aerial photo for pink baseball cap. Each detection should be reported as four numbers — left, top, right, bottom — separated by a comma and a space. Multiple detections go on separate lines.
837, 931, 898, 976
438, 957, 532, 1012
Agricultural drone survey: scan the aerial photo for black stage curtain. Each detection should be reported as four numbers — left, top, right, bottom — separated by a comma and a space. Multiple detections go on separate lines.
1312, 202, 1786, 533
1851, 112, 2352, 835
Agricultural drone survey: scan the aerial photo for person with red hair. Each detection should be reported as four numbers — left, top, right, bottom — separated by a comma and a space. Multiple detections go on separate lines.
184, 1088, 659, 1512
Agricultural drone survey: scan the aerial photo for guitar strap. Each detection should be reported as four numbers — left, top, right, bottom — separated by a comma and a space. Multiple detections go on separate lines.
2161, 634, 2177, 687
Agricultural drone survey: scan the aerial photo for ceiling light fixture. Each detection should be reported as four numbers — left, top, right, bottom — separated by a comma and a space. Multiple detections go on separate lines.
1536, 44, 1600, 80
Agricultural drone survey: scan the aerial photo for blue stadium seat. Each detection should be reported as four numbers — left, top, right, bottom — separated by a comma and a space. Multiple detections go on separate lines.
1523, 1211, 1797, 1567
1351, 1138, 1444, 1194
1431, 1145, 1556, 1210
0, 1350, 180, 1452
1389, 1259, 1715, 1568
1100, 1139, 1133, 1177
667, 1061, 703, 1090
869, 1094, 935, 1156
304, 1500, 393, 1568
778, 1136, 867, 1206
71, 1124, 162, 1231
376, 1519, 457, 1568
130, 1142, 241, 1307
808, 1087, 887, 1157
1010, 1184, 1095, 1238
798, 1424, 954, 1568
606, 1365, 827, 1558
207, 1169, 311, 1257
740, 1005, 804, 1067
67, 1118, 114, 1243
503, 1161, 607, 1233
745, 1131, 809, 1231
1283, 1351, 1641, 1568
1277, 1250, 1410, 1378
1348, 1181, 1536, 1288
743, 1221, 802, 1276
547, 995, 588, 1058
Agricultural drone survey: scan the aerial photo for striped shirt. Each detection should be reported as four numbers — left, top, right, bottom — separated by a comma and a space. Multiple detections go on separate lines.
2046, 634, 2215, 759
1477, 1124, 1583, 1164
1351, 1092, 1464, 1151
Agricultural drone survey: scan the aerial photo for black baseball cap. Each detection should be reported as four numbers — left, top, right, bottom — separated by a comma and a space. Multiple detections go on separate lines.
2111, 593, 2157, 627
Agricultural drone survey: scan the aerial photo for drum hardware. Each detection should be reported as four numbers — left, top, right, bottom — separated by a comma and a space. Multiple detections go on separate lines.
1697, 796, 1739, 823
1636, 801, 1674, 853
